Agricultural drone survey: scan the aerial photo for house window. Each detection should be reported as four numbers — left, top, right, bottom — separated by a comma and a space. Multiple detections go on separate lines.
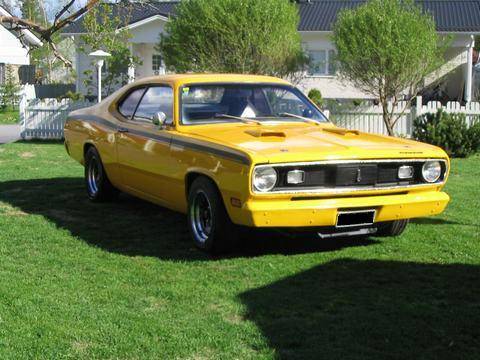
152, 55, 163, 72
308, 50, 336, 76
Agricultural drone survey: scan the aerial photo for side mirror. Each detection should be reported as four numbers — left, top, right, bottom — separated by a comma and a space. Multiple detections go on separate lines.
152, 111, 167, 127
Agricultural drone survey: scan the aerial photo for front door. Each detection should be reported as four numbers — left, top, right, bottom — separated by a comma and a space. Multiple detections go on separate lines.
115, 85, 175, 204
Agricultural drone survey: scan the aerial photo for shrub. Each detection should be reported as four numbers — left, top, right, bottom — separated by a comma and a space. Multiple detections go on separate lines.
468, 120, 480, 153
308, 89, 324, 108
158, 0, 307, 78
413, 109, 479, 157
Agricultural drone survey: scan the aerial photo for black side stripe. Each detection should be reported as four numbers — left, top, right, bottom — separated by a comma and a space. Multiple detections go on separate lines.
67, 115, 251, 165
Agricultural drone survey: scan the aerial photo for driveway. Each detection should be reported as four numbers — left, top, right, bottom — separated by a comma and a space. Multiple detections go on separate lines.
0, 125, 21, 144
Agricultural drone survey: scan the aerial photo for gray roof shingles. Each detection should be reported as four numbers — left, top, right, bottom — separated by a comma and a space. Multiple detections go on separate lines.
63, 0, 480, 34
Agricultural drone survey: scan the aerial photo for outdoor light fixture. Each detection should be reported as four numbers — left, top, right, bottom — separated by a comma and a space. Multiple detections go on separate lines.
89, 50, 111, 103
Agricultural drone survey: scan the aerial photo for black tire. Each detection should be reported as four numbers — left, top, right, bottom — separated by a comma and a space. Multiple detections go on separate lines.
84, 146, 119, 202
376, 219, 409, 237
187, 177, 237, 254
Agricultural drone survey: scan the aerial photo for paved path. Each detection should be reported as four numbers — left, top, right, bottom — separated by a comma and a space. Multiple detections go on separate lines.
0, 125, 21, 144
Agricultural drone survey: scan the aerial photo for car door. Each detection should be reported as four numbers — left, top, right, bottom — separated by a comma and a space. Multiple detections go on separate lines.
115, 85, 175, 204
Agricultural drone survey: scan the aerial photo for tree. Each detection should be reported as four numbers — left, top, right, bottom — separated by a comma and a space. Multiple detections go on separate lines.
0, 65, 21, 109
19, 0, 71, 83
332, 0, 448, 136
20, 0, 46, 27
80, 2, 141, 96
158, 0, 307, 79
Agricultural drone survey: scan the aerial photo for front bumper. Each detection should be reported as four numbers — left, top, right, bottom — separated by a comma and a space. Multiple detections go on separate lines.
233, 190, 449, 227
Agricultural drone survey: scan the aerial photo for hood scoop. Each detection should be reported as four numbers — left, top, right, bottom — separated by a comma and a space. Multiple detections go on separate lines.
245, 129, 286, 138
323, 128, 360, 136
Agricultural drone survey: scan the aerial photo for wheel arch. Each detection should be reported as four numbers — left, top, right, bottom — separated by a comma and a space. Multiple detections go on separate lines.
185, 171, 222, 201
82, 142, 96, 165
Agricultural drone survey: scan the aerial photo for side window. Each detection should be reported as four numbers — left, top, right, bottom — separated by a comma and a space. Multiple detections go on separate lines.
118, 87, 146, 119
133, 86, 174, 123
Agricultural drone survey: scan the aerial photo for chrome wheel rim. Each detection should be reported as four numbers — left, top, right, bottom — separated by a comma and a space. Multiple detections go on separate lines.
190, 191, 213, 243
87, 158, 100, 196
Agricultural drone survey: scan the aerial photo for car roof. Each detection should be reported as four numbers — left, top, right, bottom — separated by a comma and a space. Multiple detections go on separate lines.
131, 73, 292, 87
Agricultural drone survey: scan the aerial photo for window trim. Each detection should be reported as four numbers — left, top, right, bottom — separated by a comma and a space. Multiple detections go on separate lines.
115, 83, 174, 125
308, 49, 336, 77
117, 86, 148, 120
132, 84, 174, 124
152, 54, 163, 71
178, 82, 329, 126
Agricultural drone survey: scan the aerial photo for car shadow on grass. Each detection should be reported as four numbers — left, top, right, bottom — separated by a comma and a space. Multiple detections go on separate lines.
0, 177, 379, 260
239, 259, 480, 359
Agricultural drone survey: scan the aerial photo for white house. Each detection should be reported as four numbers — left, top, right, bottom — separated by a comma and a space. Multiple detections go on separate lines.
62, 0, 480, 102
0, 5, 42, 83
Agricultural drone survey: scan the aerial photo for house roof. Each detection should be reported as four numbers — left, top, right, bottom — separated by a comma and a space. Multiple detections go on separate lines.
62, 1, 177, 34
0, 5, 43, 46
62, 0, 480, 35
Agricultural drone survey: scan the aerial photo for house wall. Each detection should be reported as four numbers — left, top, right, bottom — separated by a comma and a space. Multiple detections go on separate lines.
299, 32, 374, 99
74, 18, 167, 96
298, 32, 473, 101
0, 25, 30, 66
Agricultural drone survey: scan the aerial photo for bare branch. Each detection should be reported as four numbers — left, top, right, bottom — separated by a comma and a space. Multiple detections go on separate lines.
0, 0, 101, 67
49, 41, 72, 67
0, 15, 47, 34
54, 0, 76, 26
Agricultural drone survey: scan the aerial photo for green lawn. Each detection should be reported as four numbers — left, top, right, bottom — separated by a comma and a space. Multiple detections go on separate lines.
0, 141, 479, 359
0, 107, 19, 125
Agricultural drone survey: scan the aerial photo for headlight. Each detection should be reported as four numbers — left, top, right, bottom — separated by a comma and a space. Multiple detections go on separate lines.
422, 161, 442, 183
253, 167, 277, 192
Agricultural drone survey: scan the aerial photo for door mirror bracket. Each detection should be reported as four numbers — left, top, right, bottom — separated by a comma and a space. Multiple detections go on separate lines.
152, 111, 168, 128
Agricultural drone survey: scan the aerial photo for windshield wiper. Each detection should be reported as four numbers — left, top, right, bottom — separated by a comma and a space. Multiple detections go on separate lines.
214, 113, 262, 125
277, 112, 321, 125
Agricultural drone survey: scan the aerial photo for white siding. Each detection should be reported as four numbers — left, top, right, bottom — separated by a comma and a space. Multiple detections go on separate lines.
299, 32, 473, 100
0, 25, 30, 65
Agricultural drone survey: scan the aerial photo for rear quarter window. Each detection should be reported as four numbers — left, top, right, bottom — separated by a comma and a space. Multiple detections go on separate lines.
118, 88, 146, 119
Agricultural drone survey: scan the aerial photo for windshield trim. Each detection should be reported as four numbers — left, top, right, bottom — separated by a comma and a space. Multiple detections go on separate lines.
178, 82, 329, 126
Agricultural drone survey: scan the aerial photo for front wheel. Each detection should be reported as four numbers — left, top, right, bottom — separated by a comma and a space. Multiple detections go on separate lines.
375, 219, 409, 237
187, 177, 237, 254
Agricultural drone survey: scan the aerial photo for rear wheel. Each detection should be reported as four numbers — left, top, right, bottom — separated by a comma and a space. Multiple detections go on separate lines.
84, 147, 118, 202
376, 219, 409, 237
187, 177, 237, 254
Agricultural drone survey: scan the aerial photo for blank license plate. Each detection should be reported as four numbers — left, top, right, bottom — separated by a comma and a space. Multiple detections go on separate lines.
336, 209, 376, 228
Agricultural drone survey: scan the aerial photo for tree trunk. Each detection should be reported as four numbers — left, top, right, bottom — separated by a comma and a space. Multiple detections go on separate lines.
381, 102, 395, 136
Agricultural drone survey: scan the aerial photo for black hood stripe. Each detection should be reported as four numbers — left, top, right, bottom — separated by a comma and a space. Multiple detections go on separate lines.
66, 115, 250, 165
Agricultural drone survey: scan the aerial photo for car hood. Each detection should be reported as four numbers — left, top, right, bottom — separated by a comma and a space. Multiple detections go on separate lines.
181, 122, 447, 164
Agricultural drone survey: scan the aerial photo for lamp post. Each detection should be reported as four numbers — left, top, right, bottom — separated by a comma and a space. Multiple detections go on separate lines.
89, 50, 111, 103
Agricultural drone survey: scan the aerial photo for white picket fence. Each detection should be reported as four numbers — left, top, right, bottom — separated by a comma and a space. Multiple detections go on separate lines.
330, 96, 480, 136
20, 98, 94, 139
18, 95, 480, 140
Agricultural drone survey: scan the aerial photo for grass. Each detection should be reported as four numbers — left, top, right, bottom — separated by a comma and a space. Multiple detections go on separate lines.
0, 141, 479, 359
0, 107, 19, 125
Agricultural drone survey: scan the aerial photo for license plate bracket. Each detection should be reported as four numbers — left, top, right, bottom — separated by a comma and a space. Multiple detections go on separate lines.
336, 209, 376, 228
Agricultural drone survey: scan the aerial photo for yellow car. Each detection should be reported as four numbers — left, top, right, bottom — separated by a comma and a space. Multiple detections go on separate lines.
64, 74, 450, 253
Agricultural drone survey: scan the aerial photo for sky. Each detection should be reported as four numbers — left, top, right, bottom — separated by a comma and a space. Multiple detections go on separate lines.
3, 0, 90, 20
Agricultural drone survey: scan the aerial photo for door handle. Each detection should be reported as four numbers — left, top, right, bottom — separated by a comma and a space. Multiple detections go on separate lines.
117, 127, 129, 133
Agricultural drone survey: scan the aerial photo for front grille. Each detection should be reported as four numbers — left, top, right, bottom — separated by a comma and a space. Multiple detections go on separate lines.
270, 159, 447, 192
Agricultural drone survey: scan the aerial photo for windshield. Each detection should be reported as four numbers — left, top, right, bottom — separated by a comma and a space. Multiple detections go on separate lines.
180, 84, 328, 125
